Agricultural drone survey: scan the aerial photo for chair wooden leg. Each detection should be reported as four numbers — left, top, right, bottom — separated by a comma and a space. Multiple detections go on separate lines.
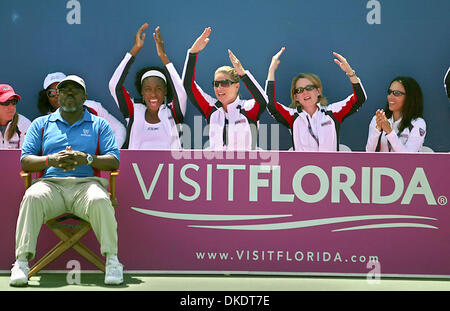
29, 241, 65, 278
71, 241, 106, 272
28, 224, 93, 278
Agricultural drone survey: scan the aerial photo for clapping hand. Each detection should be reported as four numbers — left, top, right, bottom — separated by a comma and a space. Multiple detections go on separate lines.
228, 49, 245, 76
267, 47, 285, 80
130, 23, 149, 57
375, 109, 392, 134
333, 52, 359, 82
153, 26, 169, 65
190, 27, 211, 54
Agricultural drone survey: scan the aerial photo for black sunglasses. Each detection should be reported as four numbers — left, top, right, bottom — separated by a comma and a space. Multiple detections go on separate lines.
47, 89, 58, 98
212, 79, 238, 88
0, 98, 18, 106
294, 84, 317, 94
387, 89, 406, 97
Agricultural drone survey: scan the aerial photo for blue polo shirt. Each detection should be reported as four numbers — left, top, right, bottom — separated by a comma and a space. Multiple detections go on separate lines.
21, 108, 120, 178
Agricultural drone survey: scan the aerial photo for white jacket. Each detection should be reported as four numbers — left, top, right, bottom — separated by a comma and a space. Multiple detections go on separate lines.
0, 114, 31, 149
366, 115, 426, 152
127, 103, 181, 149
83, 100, 126, 148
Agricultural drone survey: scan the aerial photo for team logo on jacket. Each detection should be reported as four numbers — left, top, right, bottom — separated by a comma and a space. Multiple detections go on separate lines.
81, 129, 91, 137
321, 120, 332, 126
419, 128, 425, 136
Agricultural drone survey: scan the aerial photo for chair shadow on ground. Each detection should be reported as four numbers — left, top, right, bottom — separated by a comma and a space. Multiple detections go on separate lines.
28, 273, 144, 289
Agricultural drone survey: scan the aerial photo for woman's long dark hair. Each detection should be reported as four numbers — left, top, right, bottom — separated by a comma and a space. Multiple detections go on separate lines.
37, 89, 55, 115
384, 76, 423, 133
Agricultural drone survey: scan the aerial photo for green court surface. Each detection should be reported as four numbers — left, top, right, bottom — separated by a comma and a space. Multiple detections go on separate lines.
1, 272, 449, 291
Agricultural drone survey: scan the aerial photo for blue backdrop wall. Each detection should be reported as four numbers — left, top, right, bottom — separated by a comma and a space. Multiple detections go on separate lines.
2, 0, 449, 151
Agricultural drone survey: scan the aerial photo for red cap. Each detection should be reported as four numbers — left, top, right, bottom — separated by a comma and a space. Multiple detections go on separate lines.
0, 84, 21, 102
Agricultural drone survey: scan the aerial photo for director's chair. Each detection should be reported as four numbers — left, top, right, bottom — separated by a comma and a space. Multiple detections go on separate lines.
19, 170, 119, 278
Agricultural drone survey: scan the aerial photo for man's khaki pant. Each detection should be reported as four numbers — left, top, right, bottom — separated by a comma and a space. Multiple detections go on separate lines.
15, 177, 118, 260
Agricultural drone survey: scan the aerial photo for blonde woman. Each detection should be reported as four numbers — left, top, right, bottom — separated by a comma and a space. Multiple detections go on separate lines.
266, 48, 367, 151
183, 27, 268, 150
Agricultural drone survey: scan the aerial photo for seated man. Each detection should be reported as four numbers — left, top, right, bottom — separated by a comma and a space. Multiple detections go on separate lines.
10, 75, 123, 286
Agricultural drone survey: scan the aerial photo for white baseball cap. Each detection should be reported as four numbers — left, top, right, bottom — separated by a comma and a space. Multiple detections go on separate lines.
57, 75, 86, 93
43, 72, 67, 90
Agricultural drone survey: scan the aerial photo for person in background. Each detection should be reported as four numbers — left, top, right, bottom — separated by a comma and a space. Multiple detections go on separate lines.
0, 84, 31, 149
266, 47, 367, 151
444, 67, 449, 100
183, 27, 268, 150
38, 72, 126, 148
10, 75, 123, 286
366, 76, 426, 152
109, 23, 187, 149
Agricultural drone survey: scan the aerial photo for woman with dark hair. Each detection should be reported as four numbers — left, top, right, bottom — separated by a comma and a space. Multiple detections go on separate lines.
38, 72, 126, 148
366, 76, 426, 152
109, 23, 186, 149
0, 84, 31, 149
266, 47, 367, 151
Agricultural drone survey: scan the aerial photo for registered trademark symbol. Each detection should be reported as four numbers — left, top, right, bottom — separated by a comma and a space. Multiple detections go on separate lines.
437, 196, 448, 206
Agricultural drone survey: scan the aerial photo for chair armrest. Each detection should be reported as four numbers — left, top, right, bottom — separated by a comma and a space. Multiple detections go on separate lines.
20, 171, 32, 190
109, 170, 119, 207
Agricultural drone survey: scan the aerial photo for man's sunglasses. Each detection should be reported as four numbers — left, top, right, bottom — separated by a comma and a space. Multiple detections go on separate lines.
387, 89, 406, 97
212, 79, 238, 88
294, 84, 317, 94
0, 98, 18, 106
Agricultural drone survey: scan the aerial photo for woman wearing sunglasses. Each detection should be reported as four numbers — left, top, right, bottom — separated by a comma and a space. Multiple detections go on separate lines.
266, 48, 367, 151
38, 72, 126, 148
0, 84, 31, 149
183, 27, 268, 150
109, 23, 186, 150
366, 77, 426, 152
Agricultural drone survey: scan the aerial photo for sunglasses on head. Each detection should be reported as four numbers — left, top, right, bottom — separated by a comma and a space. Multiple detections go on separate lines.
212, 79, 238, 88
47, 89, 58, 98
294, 84, 317, 94
387, 89, 406, 97
0, 98, 18, 106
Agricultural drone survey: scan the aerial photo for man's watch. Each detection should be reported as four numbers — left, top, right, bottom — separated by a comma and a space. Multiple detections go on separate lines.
86, 153, 94, 165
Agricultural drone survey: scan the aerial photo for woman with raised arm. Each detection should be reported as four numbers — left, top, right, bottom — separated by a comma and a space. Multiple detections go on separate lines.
266, 48, 367, 151
109, 23, 187, 149
366, 76, 426, 152
183, 27, 268, 150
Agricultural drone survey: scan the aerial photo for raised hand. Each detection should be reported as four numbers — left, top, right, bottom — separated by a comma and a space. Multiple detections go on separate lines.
333, 52, 358, 82
189, 27, 211, 54
153, 26, 169, 65
267, 47, 285, 81
228, 49, 245, 76
130, 23, 149, 57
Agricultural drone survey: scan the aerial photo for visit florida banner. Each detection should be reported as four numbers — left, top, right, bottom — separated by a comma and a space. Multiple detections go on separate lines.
114, 150, 450, 278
